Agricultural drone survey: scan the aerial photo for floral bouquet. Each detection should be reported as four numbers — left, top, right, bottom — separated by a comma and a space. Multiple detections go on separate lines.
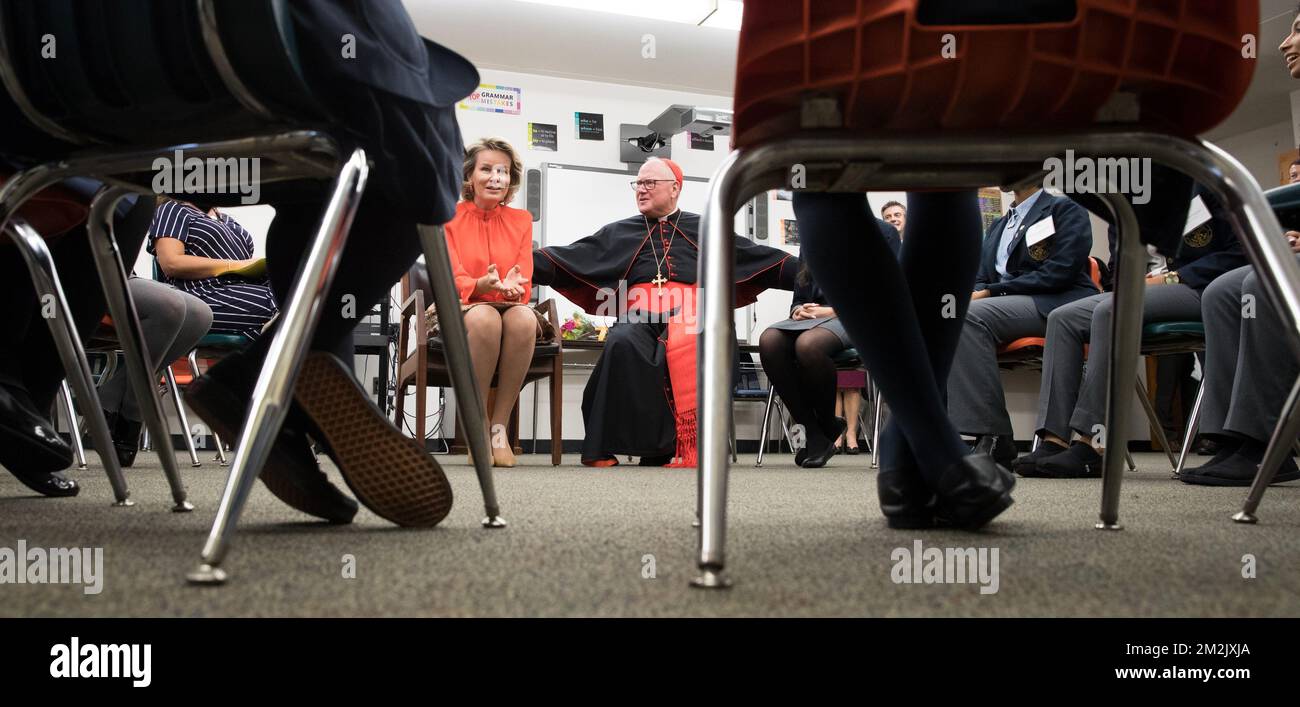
560, 312, 608, 342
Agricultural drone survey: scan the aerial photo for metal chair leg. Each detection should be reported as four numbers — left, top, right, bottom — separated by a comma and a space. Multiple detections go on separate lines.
693, 148, 742, 590
189, 351, 229, 465
5, 219, 132, 505
85, 188, 192, 509
729, 411, 738, 463
164, 365, 202, 467
1095, 192, 1144, 531
1135, 378, 1177, 470
1234, 376, 1300, 523
189, 149, 369, 584
1174, 378, 1206, 478
418, 224, 504, 529
1124, 448, 1136, 472
1149, 139, 1300, 521
59, 380, 87, 469
871, 387, 884, 470
755, 387, 776, 467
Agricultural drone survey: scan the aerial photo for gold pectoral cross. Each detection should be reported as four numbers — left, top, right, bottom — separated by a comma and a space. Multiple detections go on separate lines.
651, 273, 667, 295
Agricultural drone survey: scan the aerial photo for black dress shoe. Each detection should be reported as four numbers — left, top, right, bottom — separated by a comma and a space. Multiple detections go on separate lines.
878, 462, 938, 529
1181, 442, 1300, 487
845, 445, 860, 455
933, 453, 1015, 530
1011, 440, 1067, 477
639, 454, 673, 466
103, 410, 141, 469
972, 434, 1017, 467
802, 417, 847, 468
0, 384, 74, 475
185, 353, 358, 524
1037, 441, 1104, 478
9, 468, 80, 497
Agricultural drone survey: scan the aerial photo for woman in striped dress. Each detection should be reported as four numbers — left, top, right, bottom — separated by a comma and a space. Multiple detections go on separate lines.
148, 198, 278, 340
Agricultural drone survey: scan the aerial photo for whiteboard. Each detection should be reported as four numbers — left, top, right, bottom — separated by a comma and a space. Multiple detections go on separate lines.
539, 162, 754, 337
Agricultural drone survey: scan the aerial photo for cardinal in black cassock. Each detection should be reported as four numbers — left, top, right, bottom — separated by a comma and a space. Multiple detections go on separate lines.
532, 158, 798, 467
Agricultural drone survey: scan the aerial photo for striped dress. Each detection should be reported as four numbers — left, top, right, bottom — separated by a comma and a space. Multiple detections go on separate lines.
146, 201, 278, 341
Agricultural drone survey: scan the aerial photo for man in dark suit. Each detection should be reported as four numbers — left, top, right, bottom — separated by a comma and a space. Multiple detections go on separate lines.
1017, 185, 1247, 477
946, 178, 1097, 465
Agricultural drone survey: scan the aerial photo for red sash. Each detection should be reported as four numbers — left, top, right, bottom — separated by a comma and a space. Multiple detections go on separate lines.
626, 282, 699, 468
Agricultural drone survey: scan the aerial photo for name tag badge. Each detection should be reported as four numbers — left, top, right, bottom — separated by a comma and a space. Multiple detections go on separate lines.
1184, 195, 1211, 234
1025, 216, 1055, 246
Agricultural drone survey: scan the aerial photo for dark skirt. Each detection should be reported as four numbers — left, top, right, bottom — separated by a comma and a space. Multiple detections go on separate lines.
765, 315, 851, 348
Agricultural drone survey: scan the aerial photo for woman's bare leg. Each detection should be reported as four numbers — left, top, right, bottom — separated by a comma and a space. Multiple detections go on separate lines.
844, 391, 861, 450
489, 306, 538, 466
464, 305, 503, 457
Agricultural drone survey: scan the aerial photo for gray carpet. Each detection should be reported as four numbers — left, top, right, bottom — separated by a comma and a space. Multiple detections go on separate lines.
2, 451, 1298, 617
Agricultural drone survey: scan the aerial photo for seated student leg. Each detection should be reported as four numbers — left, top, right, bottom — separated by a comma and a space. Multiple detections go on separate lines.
98, 279, 213, 467
0, 202, 151, 497
758, 327, 804, 462
792, 326, 847, 467
1184, 266, 1300, 485
1020, 293, 1105, 474
1183, 265, 1250, 472
580, 320, 674, 466
946, 294, 1044, 465
795, 190, 1013, 529
842, 391, 861, 453
487, 305, 538, 467
875, 191, 995, 525
1038, 283, 1204, 477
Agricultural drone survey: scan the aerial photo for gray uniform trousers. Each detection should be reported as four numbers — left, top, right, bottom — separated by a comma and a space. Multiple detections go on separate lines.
1199, 260, 1300, 443
1035, 285, 1203, 441
97, 279, 213, 422
947, 294, 1045, 437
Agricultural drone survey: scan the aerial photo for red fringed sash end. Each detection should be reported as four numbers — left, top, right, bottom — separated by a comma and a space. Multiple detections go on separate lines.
666, 408, 698, 468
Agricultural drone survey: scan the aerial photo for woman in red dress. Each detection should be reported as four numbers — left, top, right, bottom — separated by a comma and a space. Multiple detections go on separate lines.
443, 138, 544, 467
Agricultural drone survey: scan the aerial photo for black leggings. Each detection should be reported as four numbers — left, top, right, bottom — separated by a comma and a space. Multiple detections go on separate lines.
792, 191, 983, 483
758, 326, 843, 447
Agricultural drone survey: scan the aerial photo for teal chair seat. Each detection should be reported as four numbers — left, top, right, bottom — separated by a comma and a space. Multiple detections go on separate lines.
196, 333, 247, 350
1142, 321, 1204, 338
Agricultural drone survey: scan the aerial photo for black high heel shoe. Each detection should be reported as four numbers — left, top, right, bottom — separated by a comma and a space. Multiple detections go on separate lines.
933, 452, 1015, 530
0, 385, 78, 497
802, 417, 847, 468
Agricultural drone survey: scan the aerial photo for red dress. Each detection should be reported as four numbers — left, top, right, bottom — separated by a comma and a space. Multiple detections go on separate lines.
444, 200, 534, 305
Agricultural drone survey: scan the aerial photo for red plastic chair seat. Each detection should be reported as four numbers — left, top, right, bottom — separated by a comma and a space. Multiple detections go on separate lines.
734, 1, 1256, 148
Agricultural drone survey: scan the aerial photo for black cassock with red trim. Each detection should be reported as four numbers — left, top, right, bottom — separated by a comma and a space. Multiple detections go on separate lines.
533, 209, 799, 465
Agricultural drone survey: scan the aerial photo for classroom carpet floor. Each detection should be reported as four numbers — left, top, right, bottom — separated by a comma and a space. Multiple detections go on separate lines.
2, 451, 1298, 617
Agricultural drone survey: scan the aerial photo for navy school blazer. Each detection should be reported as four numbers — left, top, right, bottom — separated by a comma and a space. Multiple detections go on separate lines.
974, 190, 1098, 317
